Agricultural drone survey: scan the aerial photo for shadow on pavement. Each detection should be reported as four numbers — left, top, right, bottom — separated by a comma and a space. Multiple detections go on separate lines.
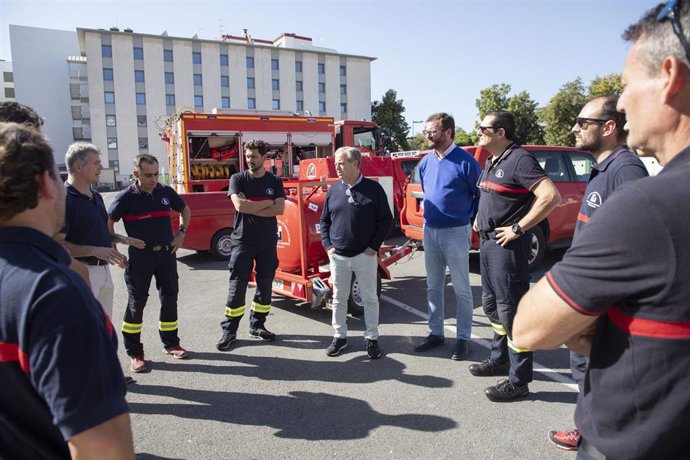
127, 386, 457, 440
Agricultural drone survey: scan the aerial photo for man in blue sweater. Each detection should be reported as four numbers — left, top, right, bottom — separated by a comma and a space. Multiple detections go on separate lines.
414, 113, 482, 361
320, 147, 393, 359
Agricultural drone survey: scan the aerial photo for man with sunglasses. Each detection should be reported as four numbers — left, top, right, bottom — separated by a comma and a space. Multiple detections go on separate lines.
108, 154, 192, 373
470, 110, 560, 402
414, 112, 482, 361
548, 96, 647, 452
514, 1, 690, 457
320, 147, 392, 358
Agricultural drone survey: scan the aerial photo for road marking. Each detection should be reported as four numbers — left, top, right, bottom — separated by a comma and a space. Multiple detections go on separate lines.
381, 294, 578, 391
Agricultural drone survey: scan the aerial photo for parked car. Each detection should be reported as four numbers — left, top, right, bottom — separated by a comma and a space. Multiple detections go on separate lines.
400, 145, 595, 268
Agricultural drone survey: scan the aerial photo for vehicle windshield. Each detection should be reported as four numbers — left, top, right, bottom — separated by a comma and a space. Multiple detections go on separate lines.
353, 127, 380, 152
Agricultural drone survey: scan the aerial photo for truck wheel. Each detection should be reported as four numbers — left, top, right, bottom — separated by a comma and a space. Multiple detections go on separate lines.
528, 225, 546, 270
348, 272, 382, 316
210, 228, 234, 260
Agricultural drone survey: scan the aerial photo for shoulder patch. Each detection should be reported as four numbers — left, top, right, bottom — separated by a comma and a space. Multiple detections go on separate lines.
586, 192, 602, 209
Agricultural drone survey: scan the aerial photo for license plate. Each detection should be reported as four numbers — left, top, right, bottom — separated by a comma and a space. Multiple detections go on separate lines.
272, 279, 284, 290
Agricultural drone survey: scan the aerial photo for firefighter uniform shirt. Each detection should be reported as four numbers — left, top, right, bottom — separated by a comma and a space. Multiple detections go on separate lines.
546, 147, 690, 458
228, 170, 285, 244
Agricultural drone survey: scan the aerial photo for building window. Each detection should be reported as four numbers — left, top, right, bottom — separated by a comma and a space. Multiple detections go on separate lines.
340, 65, 346, 76
107, 137, 117, 149
221, 96, 230, 108
318, 82, 326, 93
4, 88, 15, 98
102, 45, 112, 58
104, 92, 115, 104
296, 80, 303, 92
220, 75, 229, 87
164, 50, 173, 62
165, 94, 175, 106
193, 73, 202, 86
296, 100, 304, 112
192, 52, 202, 64
340, 84, 347, 95
247, 77, 254, 89
105, 115, 116, 126
272, 79, 279, 90
134, 70, 145, 82
318, 63, 325, 74
138, 138, 148, 150
137, 115, 147, 127
103, 68, 113, 81
247, 97, 256, 109
133, 47, 144, 60
295, 61, 302, 72
3, 71, 13, 83
246, 56, 254, 68
271, 59, 279, 70
194, 95, 203, 107
136, 93, 146, 105
165, 72, 174, 84
319, 101, 326, 112
272, 99, 280, 110
220, 54, 228, 66
341, 103, 347, 113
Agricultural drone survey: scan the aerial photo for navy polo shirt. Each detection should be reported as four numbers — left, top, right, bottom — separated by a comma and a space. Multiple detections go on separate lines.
61, 183, 112, 248
546, 147, 690, 458
228, 170, 285, 244
108, 183, 186, 245
0, 227, 128, 459
476, 144, 548, 231
575, 146, 648, 232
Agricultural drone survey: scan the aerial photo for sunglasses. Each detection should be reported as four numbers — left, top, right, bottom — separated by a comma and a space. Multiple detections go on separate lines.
345, 188, 359, 206
575, 117, 608, 128
657, 0, 690, 67
477, 126, 500, 134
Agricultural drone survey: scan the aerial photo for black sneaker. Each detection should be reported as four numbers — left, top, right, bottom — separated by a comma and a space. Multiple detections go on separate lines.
249, 327, 276, 341
326, 338, 348, 356
468, 358, 509, 376
414, 334, 444, 352
484, 379, 529, 402
451, 339, 470, 361
366, 339, 382, 359
216, 332, 237, 351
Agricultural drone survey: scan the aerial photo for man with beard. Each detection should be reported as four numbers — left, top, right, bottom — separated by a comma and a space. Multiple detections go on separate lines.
414, 112, 482, 361
216, 139, 285, 351
0, 122, 134, 459
514, 1, 690, 457
547, 96, 648, 451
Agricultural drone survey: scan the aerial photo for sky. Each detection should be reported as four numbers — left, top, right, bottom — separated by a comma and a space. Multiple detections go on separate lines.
0, 0, 660, 132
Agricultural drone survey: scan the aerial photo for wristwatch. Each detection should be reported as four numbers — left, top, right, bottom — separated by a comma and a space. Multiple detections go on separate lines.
179, 226, 187, 234
511, 223, 524, 235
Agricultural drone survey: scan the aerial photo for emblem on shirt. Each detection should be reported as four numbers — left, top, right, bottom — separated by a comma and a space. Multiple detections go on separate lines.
266, 188, 275, 196
586, 191, 602, 209
495, 169, 504, 178
161, 197, 170, 206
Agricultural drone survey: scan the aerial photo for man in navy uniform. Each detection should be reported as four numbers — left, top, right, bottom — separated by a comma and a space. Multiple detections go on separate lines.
515, 1, 690, 457
216, 139, 285, 351
108, 154, 191, 373
0, 122, 134, 459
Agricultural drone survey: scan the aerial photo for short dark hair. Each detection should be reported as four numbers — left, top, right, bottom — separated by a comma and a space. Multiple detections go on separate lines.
623, 1, 690, 71
0, 123, 56, 220
134, 153, 159, 169
426, 112, 455, 134
486, 110, 517, 142
245, 139, 268, 156
0, 102, 43, 128
593, 96, 627, 142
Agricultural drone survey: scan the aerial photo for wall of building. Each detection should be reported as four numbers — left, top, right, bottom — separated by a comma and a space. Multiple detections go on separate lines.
0, 60, 15, 102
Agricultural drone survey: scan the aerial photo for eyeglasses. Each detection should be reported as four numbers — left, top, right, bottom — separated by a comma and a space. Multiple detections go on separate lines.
477, 126, 500, 134
657, 0, 690, 67
345, 188, 359, 206
575, 117, 608, 128
422, 129, 444, 137
141, 172, 159, 178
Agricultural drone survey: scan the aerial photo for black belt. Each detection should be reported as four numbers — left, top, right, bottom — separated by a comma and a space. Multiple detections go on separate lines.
478, 230, 497, 241
579, 437, 606, 460
76, 257, 108, 266
143, 244, 172, 252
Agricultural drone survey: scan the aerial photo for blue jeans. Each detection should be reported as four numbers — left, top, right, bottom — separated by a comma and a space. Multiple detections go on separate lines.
423, 225, 473, 340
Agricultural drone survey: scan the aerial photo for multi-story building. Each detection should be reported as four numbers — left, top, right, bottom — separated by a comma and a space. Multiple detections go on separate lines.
9, 24, 374, 187
0, 60, 15, 102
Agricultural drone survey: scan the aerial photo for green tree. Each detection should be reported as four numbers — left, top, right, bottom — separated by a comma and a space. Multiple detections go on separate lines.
454, 128, 478, 147
371, 89, 410, 152
474, 83, 543, 144
587, 73, 622, 98
408, 132, 428, 151
541, 77, 587, 146
476, 83, 511, 120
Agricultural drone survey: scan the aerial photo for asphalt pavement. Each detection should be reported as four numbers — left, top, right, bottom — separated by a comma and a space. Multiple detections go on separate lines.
106, 193, 578, 460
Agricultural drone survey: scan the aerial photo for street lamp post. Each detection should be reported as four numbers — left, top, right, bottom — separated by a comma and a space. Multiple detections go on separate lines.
412, 120, 424, 137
